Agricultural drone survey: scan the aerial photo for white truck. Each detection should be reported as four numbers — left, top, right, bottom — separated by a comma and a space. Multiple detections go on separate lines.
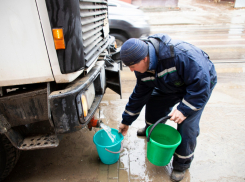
0, 0, 122, 180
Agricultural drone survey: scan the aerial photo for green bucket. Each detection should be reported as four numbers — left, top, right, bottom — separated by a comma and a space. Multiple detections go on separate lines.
93, 128, 124, 165
146, 116, 182, 166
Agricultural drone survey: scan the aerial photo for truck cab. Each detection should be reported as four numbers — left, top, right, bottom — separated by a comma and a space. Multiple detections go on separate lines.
0, 0, 122, 180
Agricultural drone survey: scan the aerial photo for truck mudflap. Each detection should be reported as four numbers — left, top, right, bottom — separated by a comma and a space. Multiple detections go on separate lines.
49, 59, 121, 134
105, 62, 122, 99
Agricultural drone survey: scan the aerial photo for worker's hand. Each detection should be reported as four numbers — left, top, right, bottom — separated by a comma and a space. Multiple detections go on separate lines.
119, 123, 129, 136
169, 109, 186, 124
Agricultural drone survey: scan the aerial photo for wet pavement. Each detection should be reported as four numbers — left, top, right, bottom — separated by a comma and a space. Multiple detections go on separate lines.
4, 0, 245, 182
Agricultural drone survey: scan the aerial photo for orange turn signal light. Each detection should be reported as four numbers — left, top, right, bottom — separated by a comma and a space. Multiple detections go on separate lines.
114, 40, 117, 48
52, 28, 65, 50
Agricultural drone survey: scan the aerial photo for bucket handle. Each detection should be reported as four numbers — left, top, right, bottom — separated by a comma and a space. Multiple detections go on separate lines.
147, 116, 171, 142
105, 141, 124, 154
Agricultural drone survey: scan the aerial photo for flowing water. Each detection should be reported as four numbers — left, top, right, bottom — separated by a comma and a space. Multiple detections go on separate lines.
100, 123, 116, 143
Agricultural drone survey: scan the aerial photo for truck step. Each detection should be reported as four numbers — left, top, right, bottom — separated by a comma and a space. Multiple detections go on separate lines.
20, 135, 59, 150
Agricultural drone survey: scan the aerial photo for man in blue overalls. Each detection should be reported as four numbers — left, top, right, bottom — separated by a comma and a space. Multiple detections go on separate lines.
118, 34, 217, 181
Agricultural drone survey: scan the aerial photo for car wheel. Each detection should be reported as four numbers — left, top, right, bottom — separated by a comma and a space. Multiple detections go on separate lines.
110, 33, 128, 48
0, 135, 20, 181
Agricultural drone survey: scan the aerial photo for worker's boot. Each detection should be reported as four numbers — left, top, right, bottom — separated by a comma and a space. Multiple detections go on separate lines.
170, 169, 185, 181
137, 126, 148, 136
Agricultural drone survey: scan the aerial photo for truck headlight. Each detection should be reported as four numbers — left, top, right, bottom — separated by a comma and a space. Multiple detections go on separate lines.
81, 95, 88, 117
80, 83, 95, 118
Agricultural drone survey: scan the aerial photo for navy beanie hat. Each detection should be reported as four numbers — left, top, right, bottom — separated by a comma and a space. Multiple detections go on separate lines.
120, 38, 148, 66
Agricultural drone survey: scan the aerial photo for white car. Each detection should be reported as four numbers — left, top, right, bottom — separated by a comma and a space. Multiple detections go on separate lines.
108, 0, 151, 47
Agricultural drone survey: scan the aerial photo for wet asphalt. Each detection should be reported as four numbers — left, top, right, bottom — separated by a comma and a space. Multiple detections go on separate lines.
4, 0, 245, 182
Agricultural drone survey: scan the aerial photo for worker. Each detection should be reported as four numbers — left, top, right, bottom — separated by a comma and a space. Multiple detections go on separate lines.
118, 33, 217, 181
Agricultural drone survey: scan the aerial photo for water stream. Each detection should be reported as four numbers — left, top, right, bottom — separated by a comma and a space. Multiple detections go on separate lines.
100, 123, 116, 143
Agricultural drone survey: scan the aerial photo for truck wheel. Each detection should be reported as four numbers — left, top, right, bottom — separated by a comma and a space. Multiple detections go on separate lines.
0, 135, 20, 181
110, 33, 128, 48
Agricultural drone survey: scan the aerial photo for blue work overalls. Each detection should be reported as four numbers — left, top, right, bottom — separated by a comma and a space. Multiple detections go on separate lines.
121, 34, 217, 171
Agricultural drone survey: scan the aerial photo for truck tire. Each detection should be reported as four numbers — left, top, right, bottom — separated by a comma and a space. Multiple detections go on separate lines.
0, 135, 20, 181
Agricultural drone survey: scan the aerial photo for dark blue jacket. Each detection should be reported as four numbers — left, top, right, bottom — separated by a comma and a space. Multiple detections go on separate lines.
122, 34, 217, 125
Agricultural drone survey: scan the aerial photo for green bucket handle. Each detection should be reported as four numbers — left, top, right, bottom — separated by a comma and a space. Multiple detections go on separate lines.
147, 116, 171, 142
105, 141, 124, 154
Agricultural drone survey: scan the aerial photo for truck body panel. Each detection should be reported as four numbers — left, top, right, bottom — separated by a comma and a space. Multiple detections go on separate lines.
0, 0, 54, 87
36, 0, 85, 83
0, 0, 122, 180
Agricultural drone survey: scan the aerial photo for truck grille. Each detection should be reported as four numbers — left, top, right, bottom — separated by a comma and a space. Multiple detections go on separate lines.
45, 0, 110, 73
80, 0, 109, 68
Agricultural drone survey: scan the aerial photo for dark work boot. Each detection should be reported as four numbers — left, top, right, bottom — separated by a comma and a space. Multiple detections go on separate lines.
170, 169, 185, 181
137, 126, 147, 136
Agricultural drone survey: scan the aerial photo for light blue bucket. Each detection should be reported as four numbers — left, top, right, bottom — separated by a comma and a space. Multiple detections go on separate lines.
93, 128, 124, 164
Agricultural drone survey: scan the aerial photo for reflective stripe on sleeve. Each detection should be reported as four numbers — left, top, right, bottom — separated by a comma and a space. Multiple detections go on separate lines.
158, 67, 176, 77
142, 76, 155, 82
174, 152, 194, 159
146, 120, 153, 126
125, 109, 140, 116
182, 99, 201, 111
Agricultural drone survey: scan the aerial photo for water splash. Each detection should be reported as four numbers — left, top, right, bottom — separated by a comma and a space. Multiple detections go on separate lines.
100, 123, 116, 143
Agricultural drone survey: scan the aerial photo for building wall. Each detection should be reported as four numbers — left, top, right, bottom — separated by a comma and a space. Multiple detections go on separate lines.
121, 0, 132, 3
119, 0, 178, 7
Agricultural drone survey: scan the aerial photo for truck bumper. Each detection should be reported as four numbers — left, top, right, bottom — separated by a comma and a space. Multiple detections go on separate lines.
49, 61, 104, 134
49, 58, 122, 134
